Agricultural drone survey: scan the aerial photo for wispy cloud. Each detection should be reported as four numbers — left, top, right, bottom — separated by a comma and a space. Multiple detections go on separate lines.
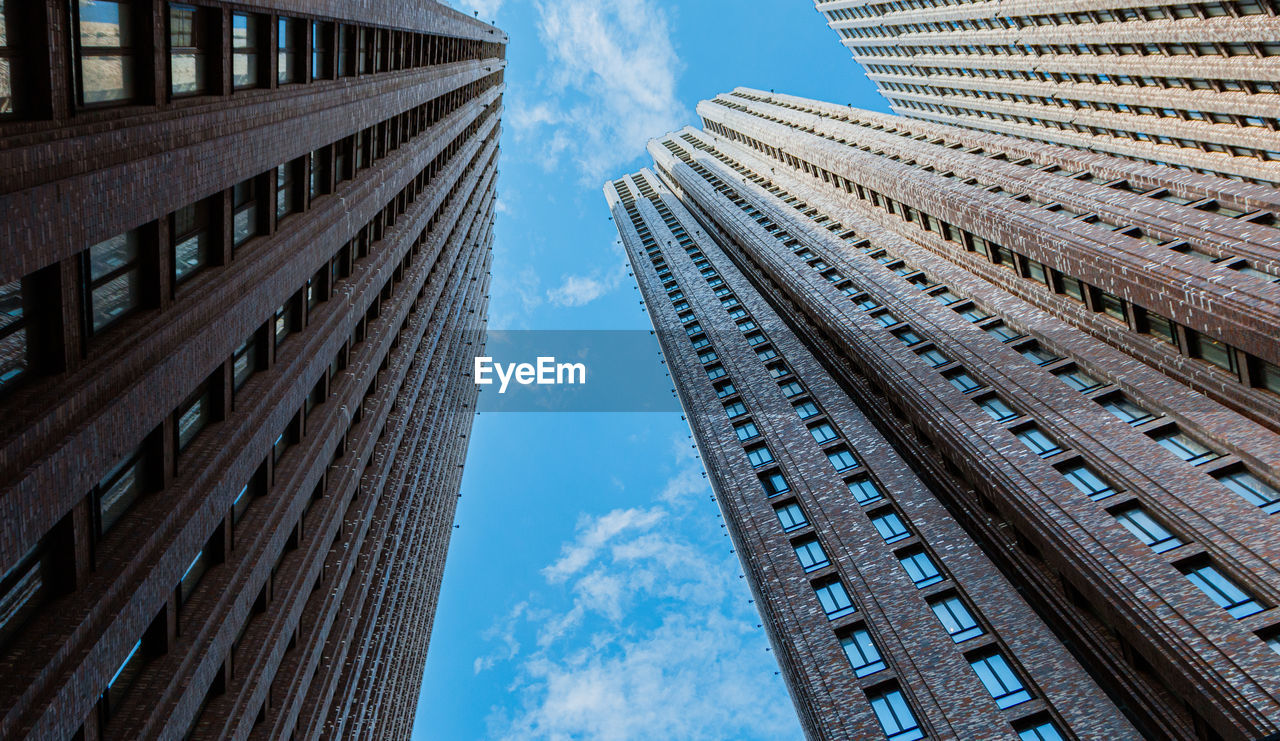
517, 0, 687, 182
545, 240, 629, 308
478, 450, 802, 740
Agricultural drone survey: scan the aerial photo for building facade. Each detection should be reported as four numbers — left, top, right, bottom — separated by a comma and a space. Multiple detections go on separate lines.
0, 2, 504, 740
812, 0, 1280, 185
605, 88, 1280, 741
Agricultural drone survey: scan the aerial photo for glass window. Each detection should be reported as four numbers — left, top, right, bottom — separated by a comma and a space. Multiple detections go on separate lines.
232, 334, 258, 392
1140, 311, 1178, 346
0, 1, 15, 116
733, 421, 759, 441
1100, 395, 1155, 425
930, 594, 983, 642
827, 448, 858, 471
916, 347, 949, 367
756, 346, 778, 361
277, 17, 303, 84
1055, 367, 1104, 392
277, 161, 299, 219
871, 511, 910, 543
775, 502, 807, 531
794, 537, 829, 571
309, 148, 329, 199
1190, 332, 1238, 374
814, 578, 856, 618
779, 381, 803, 397
970, 651, 1032, 708
1020, 344, 1060, 366
1113, 506, 1182, 552
1152, 430, 1220, 465
1060, 274, 1086, 302
274, 301, 298, 348
724, 401, 747, 418
0, 542, 50, 649
94, 445, 152, 537
840, 628, 886, 677
868, 688, 925, 741
171, 200, 211, 282
956, 305, 991, 323
899, 550, 943, 587
1182, 563, 1264, 618
985, 322, 1023, 342
175, 385, 212, 453
1059, 463, 1117, 500
105, 639, 145, 721
76, 0, 136, 104
0, 279, 26, 389
1018, 720, 1066, 741
977, 395, 1018, 422
893, 327, 922, 345
714, 380, 735, 398
794, 401, 819, 418
232, 178, 260, 246
85, 230, 143, 333
231, 13, 261, 88
169, 4, 209, 96
946, 369, 983, 393
848, 477, 883, 505
810, 423, 838, 444
311, 21, 331, 80
1016, 426, 1062, 457
1215, 469, 1280, 514
760, 471, 790, 497
1097, 290, 1127, 321
705, 365, 725, 380
746, 445, 774, 467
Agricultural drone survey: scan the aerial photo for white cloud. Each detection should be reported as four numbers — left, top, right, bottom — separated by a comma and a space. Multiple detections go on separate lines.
450, 0, 503, 20
545, 241, 630, 308
516, 0, 687, 182
543, 507, 664, 584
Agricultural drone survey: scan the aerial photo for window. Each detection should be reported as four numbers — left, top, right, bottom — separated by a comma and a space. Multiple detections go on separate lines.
171, 200, 212, 282
724, 401, 747, 418
175, 383, 213, 454
1100, 395, 1155, 425
985, 322, 1023, 342
871, 511, 910, 543
814, 577, 856, 618
733, 421, 759, 441
277, 161, 300, 219
810, 423, 838, 444
899, 549, 943, 587
697, 349, 717, 364
1152, 429, 1220, 465
1215, 469, 1280, 513
840, 628, 886, 677
930, 594, 983, 642
775, 502, 807, 531
746, 445, 774, 467
1018, 720, 1066, 741
232, 178, 261, 246
232, 333, 259, 392
1139, 310, 1178, 346
1181, 563, 1263, 618
1015, 426, 1062, 457
714, 380, 736, 398
756, 346, 778, 361
1059, 463, 1117, 500
0, 1, 15, 116
0, 280, 26, 389
93, 444, 154, 537
945, 369, 983, 393
794, 400, 819, 418
868, 688, 925, 741
1020, 344, 1060, 366
311, 21, 332, 80
1055, 367, 1104, 392
1096, 290, 1127, 322
274, 300, 299, 348
760, 471, 790, 497
970, 651, 1032, 708
85, 230, 143, 333
231, 13, 261, 88
169, 4, 211, 96
1113, 506, 1182, 552
706, 365, 726, 380
794, 537, 830, 571
779, 381, 803, 397
916, 347, 949, 367
827, 448, 858, 471
893, 327, 922, 345
1190, 331, 1237, 374
75, 0, 136, 104
848, 477, 883, 505
976, 395, 1018, 422
768, 363, 790, 379
277, 17, 303, 84
309, 149, 330, 199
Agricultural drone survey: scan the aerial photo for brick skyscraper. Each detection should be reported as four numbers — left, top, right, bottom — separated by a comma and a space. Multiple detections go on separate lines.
605, 89, 1280, 741
812, 0, 1280, 185
0, 2, 503, 739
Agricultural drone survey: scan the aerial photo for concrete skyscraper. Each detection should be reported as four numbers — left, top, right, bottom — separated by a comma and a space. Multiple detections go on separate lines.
812, 0, 1280, 184
606, 89, 1280, 740
0, 2, 503, 739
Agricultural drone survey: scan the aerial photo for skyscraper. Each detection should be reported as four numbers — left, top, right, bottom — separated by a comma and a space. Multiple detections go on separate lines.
812, 0, 1280, 185
606, 88, 1280, 740
0, 3, 503, 739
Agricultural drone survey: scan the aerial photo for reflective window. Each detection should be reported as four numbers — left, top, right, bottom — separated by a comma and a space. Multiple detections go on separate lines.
171, 200, 211, 282
840, 628, 886, 677
810, 423, 838, 444
871, 511, 910, 543
814, 578, 856, 618
93, 445, 153, 537
793, 537, 829, 572
930, 594, 983, 642
774, 502, 807, 531
946, 369, 983, 393
85, 230, 143, 333
899, 550, 943, 587
733, 421, 759, 441
1059, 463, 1117, 501
231, 13, 261, 88
970, 651, 1032, 708
1152, 430, 1221, 465
868, 688, 925, 741
794, 400, 819, 418
1055, 367, 1105, 392
827, 448, 858, 471
169, 4, 209, 96
977, 395, 1018, 422
1182, 563, 1264, 618
1016, 426, 1062, 458
724, 401, 747, 418
746, 445, 774, 467
277, 17, 303, 84
1018, 721, 1066, 741
1100, 395, 1155, 425
1113, 506, 1182, 553
0, 279, 26, 389
76, 0, 136, 104
760, 471, 790, 497
1215, 469, 1280, 514
848, 477, 883, 505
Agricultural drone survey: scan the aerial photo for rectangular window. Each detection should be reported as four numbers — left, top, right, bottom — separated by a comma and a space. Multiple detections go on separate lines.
94, 445, 152, 537
0, 542, 52, 649
775, 502, 807, 531
1018, 720, 1067, 741
0, 279, 26, 389
231, 13, 261, 88
1015, 426, 1062, 457
1139, 310, 1178, 346
232, 178, 260, 246
1215, 469, 1280, 513
794, 401, 819, 419
810, 423, 838, 444
985, 322, 1023, 342
970, 651, 1032, 708
733, 421, 759, 441
840, 628, 886, 677
1113, 506, 1182, 552
274, 300, 299, 348
169, 4, 210, 96
232, 333, 259, 392
756, 346, 778, 361
1059, 463, 1117, 500
1055, 367, 1104, 392
1060, 274, 1086, 302
779, 381, 803, 397
916, 347, 949, 367
848, 477, 883, 505
930, 594, 983, 642
827, 448, 858, 472
1152, 429, 1220, 465
171, 200, 212, 282
1100, 394, 1155, 425
277, 161, 299, 219
871, 511, 910, 543
1096, 290, 1127, 322
1190, 332, 1238, 374
175, 384, 213, 453
309, 149, 330, 200
868, 688, 925, 741
85, 230, 143, 333
724, 401, 747, 418
311, 21, 331, 80
0, 1, 15, 116
945, 369, 983, 393
977, 395, 1018, 422
1182, 562, 1264, 618
899, 550, 943, 587
746, 445, 774, 467
814, 577, 856, 618
178, 549, 207, 605
1020, 344, 1060, 366
714, 380, 735, 398
793, 537, 829, 571
76, 0, 136, 105
706, 365, 725, 380
277, 17, 303, 84
760, 471, 790, 497
893, 327, 922, 345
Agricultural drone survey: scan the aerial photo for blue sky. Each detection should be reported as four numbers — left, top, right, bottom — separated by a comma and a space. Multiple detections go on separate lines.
411, 2, 887, 739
